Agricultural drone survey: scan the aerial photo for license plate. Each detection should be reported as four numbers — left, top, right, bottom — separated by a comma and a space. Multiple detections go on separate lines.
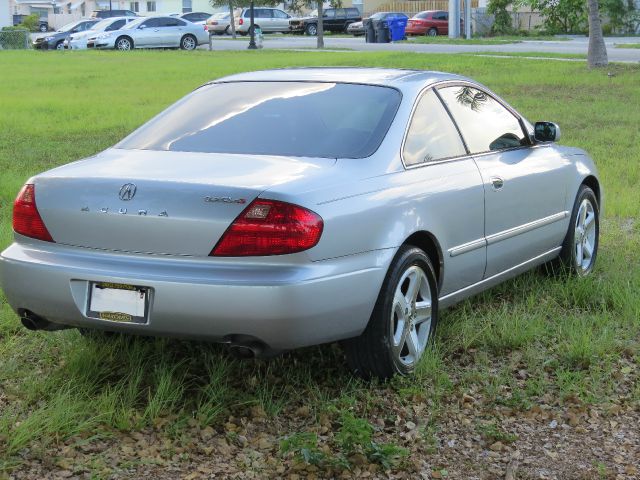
87, 282, 149, 324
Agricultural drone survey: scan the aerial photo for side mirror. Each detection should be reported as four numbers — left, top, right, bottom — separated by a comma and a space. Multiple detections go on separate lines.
534, 122, 560, 142
138, 24, 146, 29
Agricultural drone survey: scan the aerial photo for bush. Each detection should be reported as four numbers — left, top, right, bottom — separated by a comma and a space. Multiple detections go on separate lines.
20, 14, 41, 32
487, 0, 514, 35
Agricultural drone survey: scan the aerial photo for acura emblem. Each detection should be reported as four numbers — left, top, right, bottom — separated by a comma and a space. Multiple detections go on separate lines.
119, 183, 137, 201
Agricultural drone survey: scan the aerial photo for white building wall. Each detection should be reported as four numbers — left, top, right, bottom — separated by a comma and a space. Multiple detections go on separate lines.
1, 0, 12, 27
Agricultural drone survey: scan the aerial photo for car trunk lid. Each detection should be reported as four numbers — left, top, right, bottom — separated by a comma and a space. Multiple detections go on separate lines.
33, 148, 335, 256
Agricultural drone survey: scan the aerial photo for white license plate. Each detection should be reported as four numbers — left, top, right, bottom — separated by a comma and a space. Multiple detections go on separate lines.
87, 282, 149, 324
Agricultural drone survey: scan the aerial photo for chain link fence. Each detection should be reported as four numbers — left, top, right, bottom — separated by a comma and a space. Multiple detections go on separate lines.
0, 29, 31, 50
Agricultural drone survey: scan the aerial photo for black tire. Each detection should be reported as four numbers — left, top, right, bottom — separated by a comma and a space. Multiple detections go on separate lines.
342, 245, 439, 380
545, 185, 599, 277
180, 34, 197, 50
39, 24, 48, 32
305, 23, 317, 36
115, 36, 133, 50
427, 27, 437, 36
55, 40, 65, 50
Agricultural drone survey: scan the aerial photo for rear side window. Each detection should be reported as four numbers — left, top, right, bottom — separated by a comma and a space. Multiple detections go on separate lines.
347, 8, 360, 16
433, 12, 448, 20
403, 90, 466, 165
438, 86, 527, 153
118, 82, 402, 159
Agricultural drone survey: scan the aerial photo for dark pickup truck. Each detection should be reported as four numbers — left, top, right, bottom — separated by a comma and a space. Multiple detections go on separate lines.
289, 7, 362, 35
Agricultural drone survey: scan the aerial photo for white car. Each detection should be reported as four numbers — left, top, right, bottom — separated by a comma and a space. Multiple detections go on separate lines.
66, 16, 136, 50
90, 15, 209, 50
206, 12, 233, 35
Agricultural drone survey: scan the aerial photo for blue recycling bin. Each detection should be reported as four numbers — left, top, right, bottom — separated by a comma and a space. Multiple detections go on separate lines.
387, 14, 408, 42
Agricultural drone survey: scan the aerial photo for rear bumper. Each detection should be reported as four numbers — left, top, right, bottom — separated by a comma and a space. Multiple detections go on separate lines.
0, 241, 393, 350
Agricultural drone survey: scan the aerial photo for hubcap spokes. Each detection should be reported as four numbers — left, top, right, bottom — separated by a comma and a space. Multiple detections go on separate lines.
391, 265, 432, 366
574, 199, 596, 271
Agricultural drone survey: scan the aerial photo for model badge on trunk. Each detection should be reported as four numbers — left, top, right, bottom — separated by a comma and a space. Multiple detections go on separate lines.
204, 196, 246, 204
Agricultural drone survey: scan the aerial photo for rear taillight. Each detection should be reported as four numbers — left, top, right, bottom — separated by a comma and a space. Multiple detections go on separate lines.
211, 199, 323, 256
13, 184, 54, 242
204, 24, 208, 31
239, 18, 243, 25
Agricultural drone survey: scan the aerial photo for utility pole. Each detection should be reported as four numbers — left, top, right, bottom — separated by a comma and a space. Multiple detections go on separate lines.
448, 0, 460, 38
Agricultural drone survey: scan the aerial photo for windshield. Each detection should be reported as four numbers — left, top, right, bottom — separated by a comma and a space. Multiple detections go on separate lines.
118, 82, 401, 159
91, 18, 116, 31
58, 21, 81, 32
122, 17, 145, 29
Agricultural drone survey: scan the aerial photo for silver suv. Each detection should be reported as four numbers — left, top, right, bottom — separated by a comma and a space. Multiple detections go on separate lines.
235, 7, 292, 34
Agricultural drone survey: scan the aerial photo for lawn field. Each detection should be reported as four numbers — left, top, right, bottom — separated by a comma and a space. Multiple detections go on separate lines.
0, 50, 639, 478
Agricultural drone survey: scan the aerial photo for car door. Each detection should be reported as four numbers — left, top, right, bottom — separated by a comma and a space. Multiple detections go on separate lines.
135, 18, 162, 46
438, 84, 571, 278
253, 9, 271, 31
158, 17, 185, 46
272, 9, 290, 32
402, 89, 486, 295
322, 9, 337, 31
433, 11, 448, 34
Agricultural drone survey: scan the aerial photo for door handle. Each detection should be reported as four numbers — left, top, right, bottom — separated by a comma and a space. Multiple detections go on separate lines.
490, 176, 504, 191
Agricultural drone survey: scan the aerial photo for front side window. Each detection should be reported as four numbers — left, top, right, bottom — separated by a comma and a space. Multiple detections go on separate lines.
403, 90, 466, 166
324, 9, 336, 18
438, 86, 527, 154
118, 82, 401, 159
273, 9, 289, 19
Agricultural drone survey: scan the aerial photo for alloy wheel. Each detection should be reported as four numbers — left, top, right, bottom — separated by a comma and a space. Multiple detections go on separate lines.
574, 198, 597, 272
182, 36, 196, 50
116, 38, 131, 50
390, 265, 432, 367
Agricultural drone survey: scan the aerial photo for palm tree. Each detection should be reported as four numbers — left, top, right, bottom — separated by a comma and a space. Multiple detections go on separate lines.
587, 0, 608, 68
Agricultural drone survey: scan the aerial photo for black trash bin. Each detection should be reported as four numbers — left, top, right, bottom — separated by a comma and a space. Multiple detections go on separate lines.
363, 18, 375, 43
374, 19, 390, 43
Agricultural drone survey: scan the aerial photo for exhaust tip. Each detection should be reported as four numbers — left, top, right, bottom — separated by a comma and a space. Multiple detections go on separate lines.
18, 310, 69, 332
21, 316, 39, 331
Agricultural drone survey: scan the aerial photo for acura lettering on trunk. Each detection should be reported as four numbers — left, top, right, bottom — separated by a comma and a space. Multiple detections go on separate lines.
0, 68, 601, 379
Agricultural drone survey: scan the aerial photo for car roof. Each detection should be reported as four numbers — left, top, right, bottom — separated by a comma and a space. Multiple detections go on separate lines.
213, 68, 469, 90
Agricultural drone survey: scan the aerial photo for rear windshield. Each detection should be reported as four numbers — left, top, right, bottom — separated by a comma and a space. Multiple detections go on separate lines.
118, 81, 401, 159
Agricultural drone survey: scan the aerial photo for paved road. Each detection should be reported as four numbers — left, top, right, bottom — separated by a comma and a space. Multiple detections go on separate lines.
204, 35, 640, 63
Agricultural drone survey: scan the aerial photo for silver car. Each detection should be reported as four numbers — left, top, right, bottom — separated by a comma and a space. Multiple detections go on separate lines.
0, 68, 601, 379
67, 16, 136, 50
91, 15, 208, 50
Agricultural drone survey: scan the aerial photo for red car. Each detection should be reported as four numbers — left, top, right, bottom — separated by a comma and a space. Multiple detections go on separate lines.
405, 10, 461, 36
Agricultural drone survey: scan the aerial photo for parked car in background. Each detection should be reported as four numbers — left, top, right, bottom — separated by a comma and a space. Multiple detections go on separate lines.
32, 19, 98, 50
235, 7, 292, 34
289, 7, 361, 36
1, 68, 601, 379
13, 14, 48, 32
179, 12, 212, 25
65, 16, 136, 50
347, 19, 364, 36
405, 10, 461, 36
206, 12, 233, 35
348, 11, 408, 36
91, 9, 137, 19
90, 15, 208, 50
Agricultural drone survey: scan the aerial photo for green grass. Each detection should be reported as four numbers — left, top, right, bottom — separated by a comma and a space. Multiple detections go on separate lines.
614, 43, 640, 48
469, 51, 587, 60
407, 34, 567, 45
408, 36, 521, 45
0, 50, 639, 475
